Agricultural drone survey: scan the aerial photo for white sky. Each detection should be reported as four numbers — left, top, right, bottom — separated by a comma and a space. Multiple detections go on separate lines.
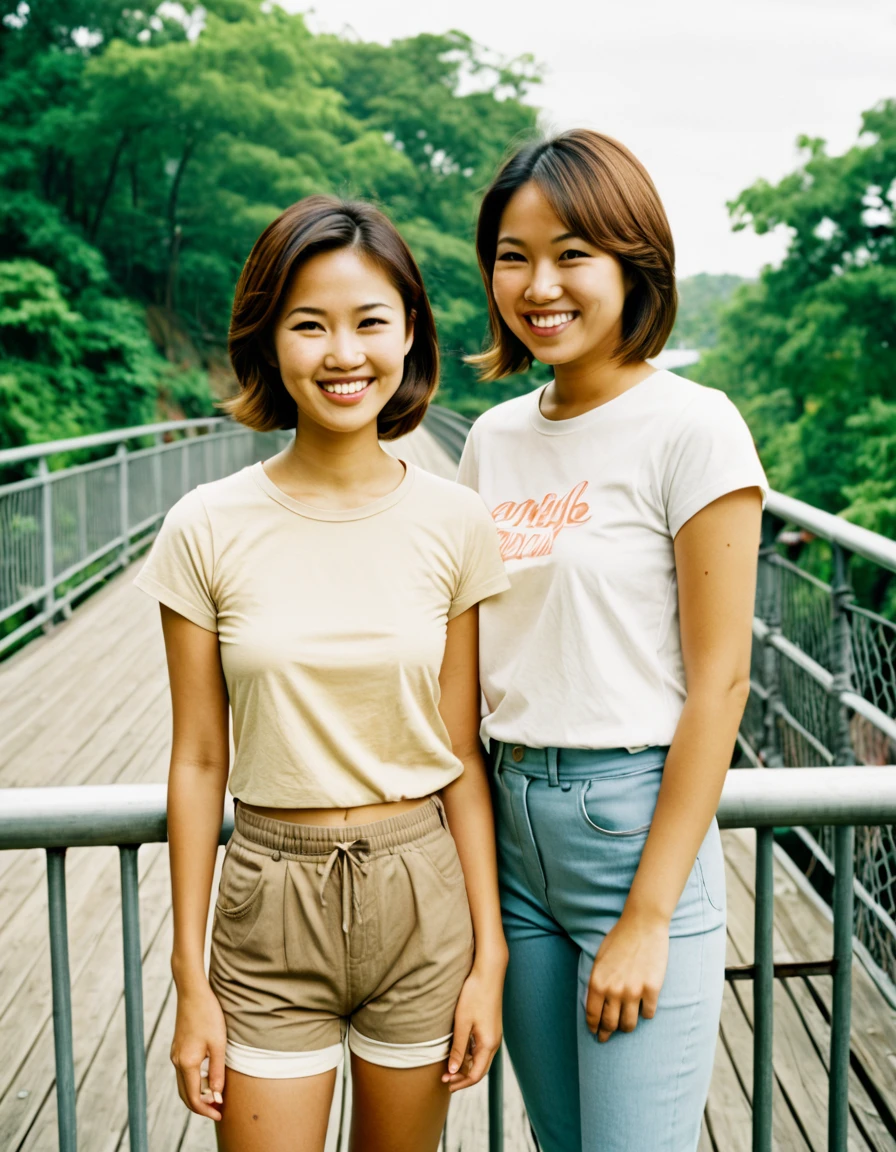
296, 0, 896, 279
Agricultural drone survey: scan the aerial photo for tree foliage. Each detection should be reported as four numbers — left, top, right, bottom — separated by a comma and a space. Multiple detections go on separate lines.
0, 0, 540, 453
694, 102, 896, 536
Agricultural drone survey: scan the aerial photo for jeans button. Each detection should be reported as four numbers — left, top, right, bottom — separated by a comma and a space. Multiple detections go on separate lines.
271, 850, 281, 862
512, 746, 525, 763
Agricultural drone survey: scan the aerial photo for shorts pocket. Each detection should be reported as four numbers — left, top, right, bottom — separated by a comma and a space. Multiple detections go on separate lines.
214, 841, 267, 947
418, 829, 465, 885
578, 763, 663, 837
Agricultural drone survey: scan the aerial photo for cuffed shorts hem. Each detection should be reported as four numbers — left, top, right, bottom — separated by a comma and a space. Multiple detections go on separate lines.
224, 1038, 344, 1079
224, 1028, 453, 1078
348, 1026, 453, 1068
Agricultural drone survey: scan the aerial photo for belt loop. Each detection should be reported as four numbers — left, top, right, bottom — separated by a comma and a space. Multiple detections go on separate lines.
492, 741, 506, 774
431, 794, 450, 831
546, 747, 560, 787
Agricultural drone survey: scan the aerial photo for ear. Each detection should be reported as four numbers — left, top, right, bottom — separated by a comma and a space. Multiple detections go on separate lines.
403, 310, 416, 358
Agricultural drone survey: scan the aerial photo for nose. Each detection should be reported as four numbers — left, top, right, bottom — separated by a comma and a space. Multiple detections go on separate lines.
524, 260, 563, 305
324, 329, 367, 372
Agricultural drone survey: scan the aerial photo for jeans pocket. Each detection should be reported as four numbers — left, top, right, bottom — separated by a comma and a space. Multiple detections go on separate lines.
578, 764, 663, 837
695, 822, 726, 912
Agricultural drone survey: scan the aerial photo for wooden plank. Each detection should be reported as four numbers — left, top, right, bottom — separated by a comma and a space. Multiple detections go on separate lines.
704, 1014, 752, 1152
716, 983, 811, 1150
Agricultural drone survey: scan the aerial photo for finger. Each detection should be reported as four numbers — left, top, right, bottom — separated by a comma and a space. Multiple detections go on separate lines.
443, 1021, 472, 1080
598, 998, 621, 1043
182, 1060, 222, 1120
585, 988, 605, 1035
641, 988, 659, 1020
619, 997, 640, 1034
458, 1035, 498, 1089
206, 1046, 226, 1106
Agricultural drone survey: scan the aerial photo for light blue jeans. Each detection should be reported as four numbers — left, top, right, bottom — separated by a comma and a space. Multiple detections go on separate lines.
491, 742, 726, 1152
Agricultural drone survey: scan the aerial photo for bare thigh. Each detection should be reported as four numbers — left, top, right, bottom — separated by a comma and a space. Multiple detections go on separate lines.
215, 1066, 337, 1152
348, 1052, 450, 1152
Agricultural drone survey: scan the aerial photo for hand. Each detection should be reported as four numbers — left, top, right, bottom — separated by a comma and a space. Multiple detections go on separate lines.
586, 911, 669, 1043
442, 962, 504, 1092
171, 980, 227, 1119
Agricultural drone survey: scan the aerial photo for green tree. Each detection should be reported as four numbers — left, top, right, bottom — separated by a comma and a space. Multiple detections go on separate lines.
695, 101, 896, 523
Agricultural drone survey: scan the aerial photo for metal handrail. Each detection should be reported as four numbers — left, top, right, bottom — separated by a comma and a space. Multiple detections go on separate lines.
766, 491, 896, 575
0, 417, 230, 466
3, 769, 896, 849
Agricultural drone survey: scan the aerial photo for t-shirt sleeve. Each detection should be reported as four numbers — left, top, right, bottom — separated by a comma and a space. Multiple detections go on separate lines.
662, 390, 769, 539
455, 420, 480, 491
448, 493, 510, 620
133, 489, 218, 632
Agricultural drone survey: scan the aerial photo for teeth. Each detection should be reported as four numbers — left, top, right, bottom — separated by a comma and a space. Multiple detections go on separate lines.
529, 312, 575, 329
320, 380, 369, 395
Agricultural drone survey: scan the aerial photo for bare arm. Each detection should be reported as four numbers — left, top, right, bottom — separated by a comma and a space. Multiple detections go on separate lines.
437, 604, 507, 1090
586, 486, 763, 1040
160, 604, 230, 1117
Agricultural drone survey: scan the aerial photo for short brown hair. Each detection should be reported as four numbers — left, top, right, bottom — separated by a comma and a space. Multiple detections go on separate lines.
470, 130, 677, 380
225, 196, 439, 440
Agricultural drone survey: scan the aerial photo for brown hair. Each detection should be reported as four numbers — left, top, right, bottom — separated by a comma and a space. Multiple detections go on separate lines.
469, 130, 677, 380
225, 195, 439, 440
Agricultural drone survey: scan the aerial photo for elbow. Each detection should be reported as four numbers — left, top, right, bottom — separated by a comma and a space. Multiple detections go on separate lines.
688, 670, 751, 714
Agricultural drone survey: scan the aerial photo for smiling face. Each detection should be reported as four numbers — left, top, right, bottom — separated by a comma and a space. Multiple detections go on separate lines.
272, 247, 413, 436
492, 181, 630, 374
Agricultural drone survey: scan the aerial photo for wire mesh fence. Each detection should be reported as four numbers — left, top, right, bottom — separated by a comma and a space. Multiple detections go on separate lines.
746, 507, 896, 988
0, 421, 288, 657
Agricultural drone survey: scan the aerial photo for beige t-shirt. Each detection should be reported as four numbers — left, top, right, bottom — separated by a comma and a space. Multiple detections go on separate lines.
135, 461, 509, 807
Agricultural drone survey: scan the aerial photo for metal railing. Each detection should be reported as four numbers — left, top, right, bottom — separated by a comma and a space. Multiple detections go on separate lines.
742, 491, 896, 987
3, 770, 895, 1152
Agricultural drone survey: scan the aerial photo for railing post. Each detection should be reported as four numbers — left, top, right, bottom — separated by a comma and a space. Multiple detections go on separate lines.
119, 846, 149, 1152
39, 456, 56, 628
758, 514, 783, 767
46, 848, 77, 1152
829, 825, 855, 1151
829, 542, 856, 767
753, 827, 775, 1152
488, 1045, 504, 1152
180, 433, 190, 498
152, 434, 164, 520
116, 442, 129, 568
77, 471, 88, 566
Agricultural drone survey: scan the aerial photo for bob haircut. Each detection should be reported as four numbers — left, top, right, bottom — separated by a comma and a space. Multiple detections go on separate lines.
225, 195, 439, 441
469, 130, 677, 380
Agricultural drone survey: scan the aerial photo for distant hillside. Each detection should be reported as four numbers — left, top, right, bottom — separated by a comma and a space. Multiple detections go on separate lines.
670, 273, 749, 350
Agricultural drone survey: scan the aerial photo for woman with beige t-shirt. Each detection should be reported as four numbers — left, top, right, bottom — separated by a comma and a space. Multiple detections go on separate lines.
136, 196, 509, 1152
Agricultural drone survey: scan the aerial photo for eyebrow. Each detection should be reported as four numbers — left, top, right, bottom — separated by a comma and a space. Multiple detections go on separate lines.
285, 303, 394, 319
498, 231, 583, 247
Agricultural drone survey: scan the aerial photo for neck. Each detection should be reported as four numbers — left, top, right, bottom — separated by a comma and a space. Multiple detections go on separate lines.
277, 420, 398, 496
546, 343, 654, 419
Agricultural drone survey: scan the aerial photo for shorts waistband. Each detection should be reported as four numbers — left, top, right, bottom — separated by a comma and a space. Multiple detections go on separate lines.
233, 796, 446, 857
491, 742, 669, 783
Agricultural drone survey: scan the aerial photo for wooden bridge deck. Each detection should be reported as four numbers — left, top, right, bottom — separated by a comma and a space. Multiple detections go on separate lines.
1, 427, 894, 1150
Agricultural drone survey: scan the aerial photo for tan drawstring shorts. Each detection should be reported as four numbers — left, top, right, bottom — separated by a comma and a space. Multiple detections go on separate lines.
208, 797, 474, 1078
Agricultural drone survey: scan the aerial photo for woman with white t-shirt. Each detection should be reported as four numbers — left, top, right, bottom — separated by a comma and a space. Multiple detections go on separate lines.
457, 131, 768, 1151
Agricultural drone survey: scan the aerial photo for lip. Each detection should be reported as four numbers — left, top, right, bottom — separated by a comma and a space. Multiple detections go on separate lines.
522, 310, 579, 337
316, 377, 374, 405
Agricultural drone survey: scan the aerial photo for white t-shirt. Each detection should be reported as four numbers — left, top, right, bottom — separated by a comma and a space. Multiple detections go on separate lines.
456, 370, 769, 750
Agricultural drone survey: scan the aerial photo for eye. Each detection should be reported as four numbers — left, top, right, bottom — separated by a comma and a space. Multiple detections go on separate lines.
496, 251, 526, 263
559, 249, 590, 261
291, 320, 322, 331
359, 316, 388, 328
